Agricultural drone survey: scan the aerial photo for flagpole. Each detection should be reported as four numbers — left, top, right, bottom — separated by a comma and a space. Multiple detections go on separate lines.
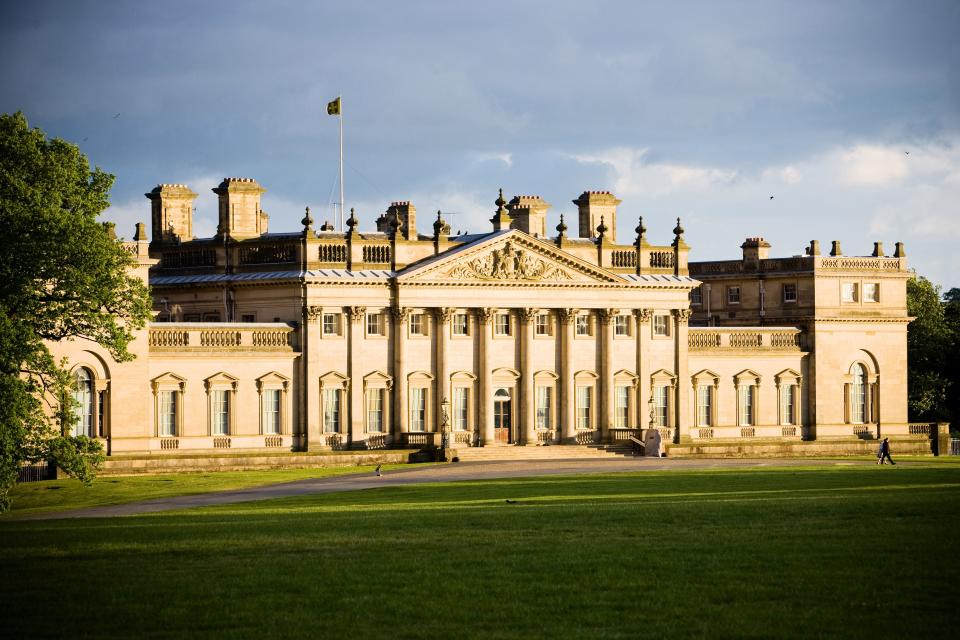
339, 95, 344, 232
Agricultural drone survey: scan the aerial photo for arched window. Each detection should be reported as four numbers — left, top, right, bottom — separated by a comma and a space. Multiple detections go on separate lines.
72, 368, 94, 437
851, 364, 867, 424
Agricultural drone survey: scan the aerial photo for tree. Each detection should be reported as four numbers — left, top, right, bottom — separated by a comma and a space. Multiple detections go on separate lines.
906, 275, 955, 423
0, 112, 152, 511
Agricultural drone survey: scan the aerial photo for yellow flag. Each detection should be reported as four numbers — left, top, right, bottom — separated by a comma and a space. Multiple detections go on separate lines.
327, 97, 341, 116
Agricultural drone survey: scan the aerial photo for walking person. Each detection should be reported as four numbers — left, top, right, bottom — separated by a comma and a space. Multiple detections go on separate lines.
877, 437, 896, 465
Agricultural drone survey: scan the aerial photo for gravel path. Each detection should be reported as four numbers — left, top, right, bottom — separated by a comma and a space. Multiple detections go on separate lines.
14, 457, 878, 521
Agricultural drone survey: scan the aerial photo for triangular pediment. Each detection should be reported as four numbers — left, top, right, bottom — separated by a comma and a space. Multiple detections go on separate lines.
398, 230, 626, 284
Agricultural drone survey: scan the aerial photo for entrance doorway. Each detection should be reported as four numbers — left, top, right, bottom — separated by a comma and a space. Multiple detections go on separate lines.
494, 388, 512, 444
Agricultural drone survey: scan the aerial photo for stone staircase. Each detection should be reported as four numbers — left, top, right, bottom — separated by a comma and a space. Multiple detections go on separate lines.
450, 444, 638, 462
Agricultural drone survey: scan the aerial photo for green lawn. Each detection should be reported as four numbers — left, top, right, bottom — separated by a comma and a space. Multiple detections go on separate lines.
2, 464, 410, 517
1, 464, 957, 639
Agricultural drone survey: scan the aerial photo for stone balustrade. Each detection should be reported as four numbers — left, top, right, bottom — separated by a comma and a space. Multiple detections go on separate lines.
688, 327, 803, 351
148, 322, 298, 352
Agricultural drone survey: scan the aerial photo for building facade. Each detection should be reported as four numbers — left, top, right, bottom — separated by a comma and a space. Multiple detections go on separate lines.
47, 179, 921, 455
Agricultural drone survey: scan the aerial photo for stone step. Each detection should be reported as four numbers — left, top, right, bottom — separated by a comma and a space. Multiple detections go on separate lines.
451, 445, 636, 462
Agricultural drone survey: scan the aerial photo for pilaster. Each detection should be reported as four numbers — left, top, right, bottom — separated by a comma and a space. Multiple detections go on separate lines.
391, 307, 410, 441
519, 308, 537, 445
558, 308, 578, 443
634, 308, 652, 434
599, 308, 618, 443
673, 308, 691, 443
434, 307, 453, 433
347, 305, 366, 447
476, 308, 494, 446
304, 304, 324, 450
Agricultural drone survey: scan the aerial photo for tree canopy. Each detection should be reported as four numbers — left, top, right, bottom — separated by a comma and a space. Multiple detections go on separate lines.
0, 111, 152, 511
906, 275, 959, 426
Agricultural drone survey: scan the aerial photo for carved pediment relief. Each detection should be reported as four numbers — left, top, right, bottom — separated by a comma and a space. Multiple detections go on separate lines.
445, 240, 578, 282
400, 231, 623, 284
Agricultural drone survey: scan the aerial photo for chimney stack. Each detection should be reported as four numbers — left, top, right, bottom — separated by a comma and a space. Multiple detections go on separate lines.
573, 191, 621, 242
212, 178, 267, 239
146, 183, 197, 243
508, 195, 551, 237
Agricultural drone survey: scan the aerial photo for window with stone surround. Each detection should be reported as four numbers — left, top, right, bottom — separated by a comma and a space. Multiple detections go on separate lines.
615, 386, 631, 428
575, 313, 592, 337
690, 286, 702, 306
495, 312, 511, 336
535, 312, 552, 336
366, 388, 384, 432
841, 282, 858, 303
652, 314, 670, 337
323, 388, 341, 432
727, 286, 741, 305
409, 312, 427, 337
452, 313, 469, 336
783, 283, 797, 303
614, 314, 630, 337
863, 283, 879, 303
205, 372, 238, 437
322, 312, 341, 336
366, 312, 384, 336
576, 386, 593, 430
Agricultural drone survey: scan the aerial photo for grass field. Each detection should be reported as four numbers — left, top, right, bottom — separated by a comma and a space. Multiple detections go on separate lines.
1, 464, 410, 517
1, 463, 958, 639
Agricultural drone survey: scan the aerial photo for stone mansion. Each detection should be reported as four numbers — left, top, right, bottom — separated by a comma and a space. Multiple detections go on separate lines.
49, 177, 922, 456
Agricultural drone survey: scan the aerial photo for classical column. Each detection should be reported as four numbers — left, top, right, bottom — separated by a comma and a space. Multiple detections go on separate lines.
519, 308, 537, 445
391, 306, 410, 443
304, 304, 324, 451
347, 306, 366, 447
558, 308, 578, 443
673, 308, 691, 443
476, 308, 494, 446
634, 309, 652, 435
599, 308, 618, 443
434, 307, 453, 435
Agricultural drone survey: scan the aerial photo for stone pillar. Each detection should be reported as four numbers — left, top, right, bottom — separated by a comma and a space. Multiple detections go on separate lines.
347, 306, 366, 447
520, 308, 537, 445
673, 309, 691, 443
305, 305, 324, 450
558, 308, 578, 443
476, 308, 494, 446
391, 307, 410, 443
599, 309, 618, 443
634, 309, 652, 434
434, 307, 453, 432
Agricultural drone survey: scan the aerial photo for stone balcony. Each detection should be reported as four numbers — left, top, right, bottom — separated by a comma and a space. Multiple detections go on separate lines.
148, 322, 299, 352
688, 327, 804, 351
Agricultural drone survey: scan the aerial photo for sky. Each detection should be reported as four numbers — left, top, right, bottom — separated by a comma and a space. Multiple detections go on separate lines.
2, 0, 959, 287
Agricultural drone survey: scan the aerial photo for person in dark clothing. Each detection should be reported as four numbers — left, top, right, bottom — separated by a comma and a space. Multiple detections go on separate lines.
877, 438, 895, 465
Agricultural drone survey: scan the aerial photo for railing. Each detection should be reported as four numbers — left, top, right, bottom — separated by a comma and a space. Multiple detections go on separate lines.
239, 243, 297, 265
318, 244, 347, 263
148, 323, 297, 352
536, 430, 554, 444
611, 250, 637, 268
160, 249, 218, 269
363, 245, 391, 264
649, 251, 675, 269
453, 431, 474, 445
264, 436, 283, 448
853, 425, 871, 438
18, 461, 57, 483
699, 428, 714, 439
322, 433, 345, 449
688, 327, 803, 351
908, 423, 932, 436
213, 437, 231, 449
782, 427, 797, 437
160, 438, 179, 450
816, 257, 905, 271
729, 332, 762, 348
740, 427, 756, 438
629, 435, 645, 456
689, 260, 743, 275
951, 439, 960, 456
575, 430, 599, 444
201, 331, 241, 347
149, 330, 190, 348
366, 434, 389, 449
